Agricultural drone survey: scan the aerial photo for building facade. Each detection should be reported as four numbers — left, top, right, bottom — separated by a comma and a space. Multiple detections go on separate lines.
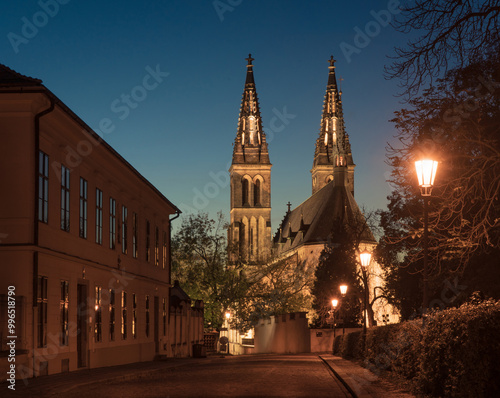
0, 64, 181, 378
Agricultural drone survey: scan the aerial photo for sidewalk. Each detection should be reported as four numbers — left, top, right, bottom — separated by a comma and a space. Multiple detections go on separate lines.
7, 357, 204, 397
320, 354, 415, 398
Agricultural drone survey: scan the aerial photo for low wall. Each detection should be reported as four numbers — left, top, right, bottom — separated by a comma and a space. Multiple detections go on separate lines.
254, 312, 310, 354
169, 301, 204, 357
310, 328, 362, 353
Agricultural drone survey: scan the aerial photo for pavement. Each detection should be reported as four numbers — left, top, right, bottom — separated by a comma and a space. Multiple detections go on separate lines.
5, 353, 415, 398
320, 355, 414, 398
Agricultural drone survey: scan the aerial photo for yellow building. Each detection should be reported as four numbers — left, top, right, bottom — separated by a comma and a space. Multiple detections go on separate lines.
0, 64, 184, 377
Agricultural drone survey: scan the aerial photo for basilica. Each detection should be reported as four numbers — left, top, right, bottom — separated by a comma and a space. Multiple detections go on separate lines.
228, 54, 396, 326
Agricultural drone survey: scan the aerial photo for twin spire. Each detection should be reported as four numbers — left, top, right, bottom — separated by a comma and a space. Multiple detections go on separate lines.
231, 54, 270, 165
232, 54, 353, 193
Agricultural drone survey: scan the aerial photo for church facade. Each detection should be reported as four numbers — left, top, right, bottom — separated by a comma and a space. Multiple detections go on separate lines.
229, 55, 398, 326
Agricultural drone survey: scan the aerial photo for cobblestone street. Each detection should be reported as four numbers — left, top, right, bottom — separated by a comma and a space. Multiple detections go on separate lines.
66, 355, 349, 398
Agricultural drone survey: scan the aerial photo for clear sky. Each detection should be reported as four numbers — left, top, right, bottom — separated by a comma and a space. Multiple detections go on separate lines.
1, 0, 411, 231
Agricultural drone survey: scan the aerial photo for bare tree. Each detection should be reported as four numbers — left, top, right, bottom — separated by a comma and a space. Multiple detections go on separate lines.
386, 0, 500, 97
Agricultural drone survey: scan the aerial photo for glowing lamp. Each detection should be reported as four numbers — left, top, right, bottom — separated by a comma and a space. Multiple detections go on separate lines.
359, 250, 372, 268
340, 284, 348, 296
415, 159, 438, 196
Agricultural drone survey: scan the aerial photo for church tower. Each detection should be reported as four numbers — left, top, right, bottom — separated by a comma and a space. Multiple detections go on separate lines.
229, 55, 272, 264
311, 56, 355, 196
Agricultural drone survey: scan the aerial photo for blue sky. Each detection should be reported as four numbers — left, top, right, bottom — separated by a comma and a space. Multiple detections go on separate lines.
2, 0, 411, 231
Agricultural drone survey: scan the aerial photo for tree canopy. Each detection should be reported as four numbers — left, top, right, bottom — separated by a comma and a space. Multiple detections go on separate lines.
171, 212, 314, 330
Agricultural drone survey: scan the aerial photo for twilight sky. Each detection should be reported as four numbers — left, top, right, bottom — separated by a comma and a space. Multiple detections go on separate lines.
1, 0, 412, 231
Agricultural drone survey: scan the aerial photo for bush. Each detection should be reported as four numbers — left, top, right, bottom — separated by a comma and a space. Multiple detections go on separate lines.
364, 323, 400, 372
341, 330, 364, 359
390, 320, 422, 380
415, 299, 500, 397
333, 334, 343, 355
332, 299, 500, 397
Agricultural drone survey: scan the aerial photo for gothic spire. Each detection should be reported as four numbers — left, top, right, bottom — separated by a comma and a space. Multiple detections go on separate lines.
232, 54, 270, 165
311, 56, 354, 194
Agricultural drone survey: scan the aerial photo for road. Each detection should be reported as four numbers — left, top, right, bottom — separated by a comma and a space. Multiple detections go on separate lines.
69, 355, 351, 398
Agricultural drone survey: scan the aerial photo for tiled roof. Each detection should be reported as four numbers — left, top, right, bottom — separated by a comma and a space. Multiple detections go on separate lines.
274, 181, 376, 253
0, 63, 42, 86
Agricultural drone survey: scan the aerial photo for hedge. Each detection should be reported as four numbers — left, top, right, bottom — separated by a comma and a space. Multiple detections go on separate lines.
333, 299, 500, 397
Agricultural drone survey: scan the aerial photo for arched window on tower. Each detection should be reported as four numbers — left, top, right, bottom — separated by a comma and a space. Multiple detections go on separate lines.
254, 179, 261, 206
242, 179, 249, 206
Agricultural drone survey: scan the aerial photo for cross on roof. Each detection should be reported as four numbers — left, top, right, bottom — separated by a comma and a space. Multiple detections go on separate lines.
328, 55, 336, 68
246, 54, 254, 66
287, 201, 292, 212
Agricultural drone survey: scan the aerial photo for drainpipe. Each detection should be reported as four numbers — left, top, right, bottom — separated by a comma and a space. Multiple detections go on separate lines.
32, 94, 55, 377
167, 210, 180, 355
168, 210, 181, 286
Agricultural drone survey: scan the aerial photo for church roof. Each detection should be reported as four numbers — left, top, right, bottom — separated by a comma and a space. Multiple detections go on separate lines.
0, 64, 42, 87
273, 174, 376, 253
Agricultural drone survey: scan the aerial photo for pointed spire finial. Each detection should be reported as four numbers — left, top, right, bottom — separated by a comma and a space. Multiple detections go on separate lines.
328, 55, 336, 69
246, 54, 254, 67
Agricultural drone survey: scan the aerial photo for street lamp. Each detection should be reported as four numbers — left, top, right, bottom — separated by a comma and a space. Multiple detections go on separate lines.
331, 299, 338, 338
359, 250, 372, 334
415, 159, 438, 319
224, 312, 231, 354
339, 285, 348, 335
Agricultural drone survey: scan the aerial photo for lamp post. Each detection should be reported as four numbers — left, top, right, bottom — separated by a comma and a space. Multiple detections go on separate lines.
331, 299, 338, 338
359, 250, 372, 335
414, 159, 438, 319
224, 312, 231, 354
339, 285, 348, 335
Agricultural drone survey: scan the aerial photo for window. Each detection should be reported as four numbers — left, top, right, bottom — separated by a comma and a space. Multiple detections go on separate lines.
121, 291, 127, 340
242, 179, 249, 205
132, 294, 137, 339
109, 197, 116, 249
95, 286, 102, 342
145, 295, 150, 338
38, 151, 49, 223
61, 165, 70, 231
109, 289, 115, 341
146, 220, 150, 262
37, 276, 48, 348
162, 298, 167, 336
254, 179, 261, 206
154, 226, 159, 266
96, 189, 103, 244
60, 281, 69, 346
122, 206, 128, 254
79, 178, 88, 238
162, 231, 167, 269
132, 213, 138, 258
